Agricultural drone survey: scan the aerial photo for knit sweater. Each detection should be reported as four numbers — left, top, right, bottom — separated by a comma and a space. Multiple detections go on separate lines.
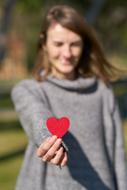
11, 76, 126, 190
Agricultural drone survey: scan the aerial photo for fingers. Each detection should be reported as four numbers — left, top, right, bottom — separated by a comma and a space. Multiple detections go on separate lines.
36, 136, 68, 167
60, 151, 68, 167
36, 135, 57, 157
50, 148, 68, 167
42, 138, 62, 162
50, 147, 64, 165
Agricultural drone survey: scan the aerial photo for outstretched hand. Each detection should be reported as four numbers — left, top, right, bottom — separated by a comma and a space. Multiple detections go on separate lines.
36, 136, 68, 167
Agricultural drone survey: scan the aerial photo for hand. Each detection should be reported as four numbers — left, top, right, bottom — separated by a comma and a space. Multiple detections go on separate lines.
36, 135, 68, 167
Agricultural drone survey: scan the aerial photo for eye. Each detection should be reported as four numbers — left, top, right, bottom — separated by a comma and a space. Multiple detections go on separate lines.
71, 41, 83, 48
53, 42, 63, 47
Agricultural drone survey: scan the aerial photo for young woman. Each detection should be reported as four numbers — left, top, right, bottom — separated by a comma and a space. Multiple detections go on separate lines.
11, 5, 126, 190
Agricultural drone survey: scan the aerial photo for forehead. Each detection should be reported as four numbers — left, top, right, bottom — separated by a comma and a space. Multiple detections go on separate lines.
47, 23, 82, 41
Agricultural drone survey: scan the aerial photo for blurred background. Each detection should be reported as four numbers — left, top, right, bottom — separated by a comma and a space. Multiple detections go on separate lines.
0, 0, 127, 189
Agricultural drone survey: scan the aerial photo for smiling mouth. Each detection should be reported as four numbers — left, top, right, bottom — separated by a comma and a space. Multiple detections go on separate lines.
61, 60, 73, 65
61, 62, 71, 66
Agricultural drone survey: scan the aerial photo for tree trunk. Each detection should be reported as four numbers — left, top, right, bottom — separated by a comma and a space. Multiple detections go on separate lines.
0, 0, 17, 64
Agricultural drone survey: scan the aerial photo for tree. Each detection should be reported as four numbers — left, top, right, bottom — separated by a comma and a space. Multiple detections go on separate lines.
0, 0, 17, 65
86, 0, 106, 24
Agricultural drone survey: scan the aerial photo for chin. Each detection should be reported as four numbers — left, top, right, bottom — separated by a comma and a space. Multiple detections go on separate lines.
59, 66, 75, 73
60, 69, 74, 75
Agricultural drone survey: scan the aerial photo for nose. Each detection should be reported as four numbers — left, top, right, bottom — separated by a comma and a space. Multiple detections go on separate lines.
63, 45, 72, 58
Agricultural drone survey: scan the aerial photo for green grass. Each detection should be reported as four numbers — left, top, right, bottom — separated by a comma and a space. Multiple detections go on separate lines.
0, 114, 27, 156
123, 120, 127, 156
0, 118, 27, 190
113, 85, 127, 96
0, 96, 14, 109
0, 156, 23, 190
0, 111, 17, 122
0, 130, 27, 155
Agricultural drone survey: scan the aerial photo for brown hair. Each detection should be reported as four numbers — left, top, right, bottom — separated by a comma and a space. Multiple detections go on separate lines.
33, 5, 122, 83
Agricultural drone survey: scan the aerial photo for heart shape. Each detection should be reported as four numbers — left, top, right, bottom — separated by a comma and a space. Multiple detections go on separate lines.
46, 117, 70, 138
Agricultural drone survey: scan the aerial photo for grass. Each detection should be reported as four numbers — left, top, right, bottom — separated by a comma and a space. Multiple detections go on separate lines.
0, 112, 27, 156
0, 156, 23, 190
0, 96, 14, 109
0, 117, 27, 190
0, 130, 27, 155
123, 120, 127, 156
0, 111, 17, 122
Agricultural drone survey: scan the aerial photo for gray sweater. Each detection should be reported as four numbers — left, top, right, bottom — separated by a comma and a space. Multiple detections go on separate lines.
11, 76, 126, 190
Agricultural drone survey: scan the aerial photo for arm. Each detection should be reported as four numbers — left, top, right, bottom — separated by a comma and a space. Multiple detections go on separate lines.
112, 99, 127, 190
11, 79, 68, 166
102, 85, 127, 190
11, 80, 52, 146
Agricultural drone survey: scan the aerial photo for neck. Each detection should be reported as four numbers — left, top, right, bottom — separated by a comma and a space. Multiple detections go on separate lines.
51, 68, 77, 80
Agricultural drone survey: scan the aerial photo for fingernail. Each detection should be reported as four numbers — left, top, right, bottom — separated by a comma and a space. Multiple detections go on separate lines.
58, 138, 62, 142
60, 147, 63, 151
42, 157, 46, 162
53, 135, 57, 139
61, 163, 64, 167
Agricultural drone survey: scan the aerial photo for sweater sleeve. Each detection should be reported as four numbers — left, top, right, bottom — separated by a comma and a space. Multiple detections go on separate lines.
112, 97, 127, 190
102, 84, 127, 190
11, 79, 52, 146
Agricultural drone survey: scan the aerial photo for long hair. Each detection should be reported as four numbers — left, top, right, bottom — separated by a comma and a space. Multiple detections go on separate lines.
33, 5, 122, 83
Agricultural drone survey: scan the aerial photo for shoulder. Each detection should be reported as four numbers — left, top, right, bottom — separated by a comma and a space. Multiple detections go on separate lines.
12, 79, 39, 91
98, 79, 116, 112
11, 79, 44, 101
98, 79, 114, 97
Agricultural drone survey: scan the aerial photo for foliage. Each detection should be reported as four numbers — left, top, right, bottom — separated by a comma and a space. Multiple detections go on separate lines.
16, 0, 87, 13
15, 0, 43, 12
96, 4, 127, 54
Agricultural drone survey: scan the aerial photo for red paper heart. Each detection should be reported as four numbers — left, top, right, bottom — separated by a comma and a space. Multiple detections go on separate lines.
46, 117, 70, 138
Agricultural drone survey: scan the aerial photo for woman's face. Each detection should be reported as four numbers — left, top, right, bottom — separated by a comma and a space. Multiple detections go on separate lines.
44, 23, 83, 79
